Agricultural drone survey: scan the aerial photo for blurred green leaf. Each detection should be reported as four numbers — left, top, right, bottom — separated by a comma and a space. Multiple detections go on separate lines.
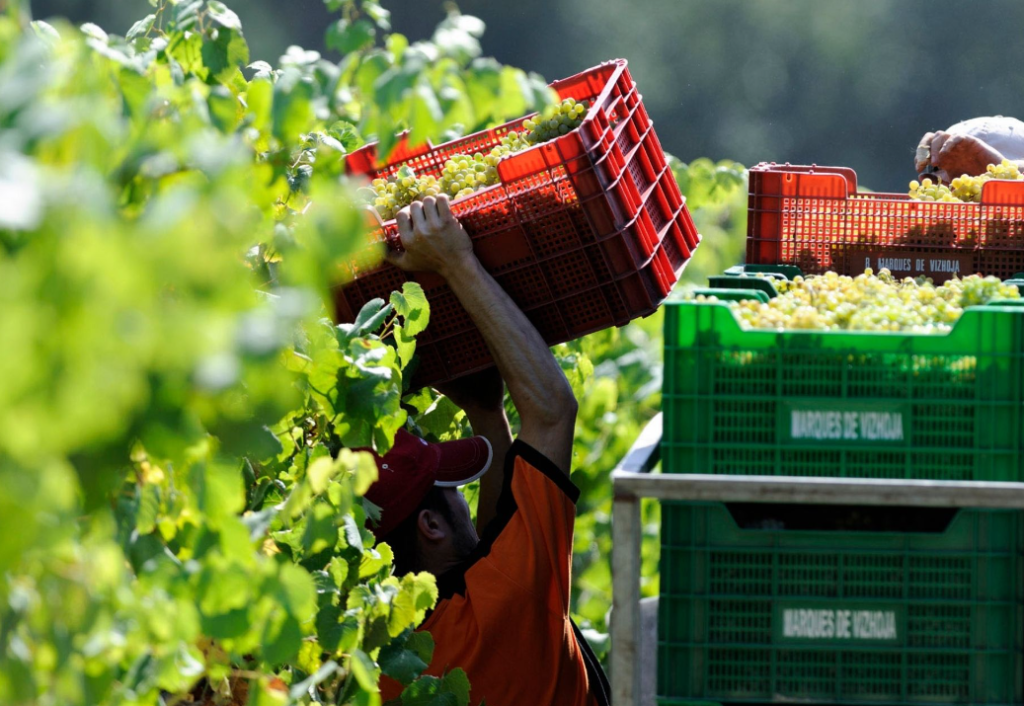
327, 18, 376, 56
207, 1, 242, 31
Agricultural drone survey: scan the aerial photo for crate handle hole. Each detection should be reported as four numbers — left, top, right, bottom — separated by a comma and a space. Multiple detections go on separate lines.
724, 503, 957, 534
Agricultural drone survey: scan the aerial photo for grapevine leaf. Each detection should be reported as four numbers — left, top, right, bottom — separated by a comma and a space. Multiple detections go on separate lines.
246, 77, 273, 132
316, 599, 344, 652
348, 648, 379, 692
136, 483, 160, 535
329, 120, 362, 151
201, 608, 250, 640
169, 0, 202, 31
363, 496, 383, 525
208, 86, 239, 132
302, 501, 338, 554
399, 669, 471, 706
432, 23, 480, 64
443, 13, 485, 38
201, 27, 250, 87
378, 637, 429, 687
79, 22, 107, 42
327, 18, 376, 55
273, 69, 316, 144
308, 456, 341, 494
406, 631, 435, 663
386, 33, 408, 62
275, 563, 319, 621
409, 84, 442, 148
390, 282, 429, 336
30, 20, 60, 46
262, 612, 303, 665
496, 66, 528, 121
206, 1, 243, 31
363, 1, 392, 30
387, 572, 437, 635
328, 555, 350, 588
358, 543, 393, 580
339, 448, 378, 496
198, 564, 251, 615
167, 30, 206, 78
412, 394, 462, 439
192, 461, 245, 524
465, 58, 500, 125
339, 298, 391, 343
391, 323, 416, 370
341, 513, 364, 552
442, 670, 471, 706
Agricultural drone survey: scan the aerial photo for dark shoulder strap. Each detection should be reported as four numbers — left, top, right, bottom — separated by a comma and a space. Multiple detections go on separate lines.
571, 618, 611, 706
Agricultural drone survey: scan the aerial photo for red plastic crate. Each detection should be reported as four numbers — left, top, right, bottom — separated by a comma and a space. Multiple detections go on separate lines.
747, 162, 1024, 282
333, 60, 700, 387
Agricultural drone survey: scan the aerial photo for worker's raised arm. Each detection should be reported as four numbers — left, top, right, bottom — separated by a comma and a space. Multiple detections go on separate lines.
388, 195, 577, 474
434, 368, 514, 535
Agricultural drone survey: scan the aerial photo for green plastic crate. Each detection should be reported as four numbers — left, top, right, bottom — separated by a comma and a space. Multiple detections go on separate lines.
658, 503, 1024, 706
662, 299, 1024, 480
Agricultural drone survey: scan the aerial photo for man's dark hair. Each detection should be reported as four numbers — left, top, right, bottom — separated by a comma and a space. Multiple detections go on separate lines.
383, 485, 456, 576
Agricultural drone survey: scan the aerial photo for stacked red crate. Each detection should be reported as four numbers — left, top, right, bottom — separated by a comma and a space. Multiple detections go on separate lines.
747, 162, 1024, 282
334, 60, 700, 386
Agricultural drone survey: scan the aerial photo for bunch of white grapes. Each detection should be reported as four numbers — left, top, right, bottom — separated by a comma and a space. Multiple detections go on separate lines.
439, 152, 500, 200
909, 159, 1024, 203
369, 166, 441, 220
907, 177, 958, 203
365, 99, 589, 218
695, 269, 1020, 333
522, 98, 588, 143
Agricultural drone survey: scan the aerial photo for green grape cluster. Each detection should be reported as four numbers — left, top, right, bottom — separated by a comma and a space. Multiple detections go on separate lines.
369, 166, 440, 220
695, 269, 1020, 333
498, 129, 532, 152
949, 159, 1024, 202
908, 177, 958, 203
364, 98, 589, 219
439, 151, 501, 200
909, 159, 1024, 203
523, 98, 588, 143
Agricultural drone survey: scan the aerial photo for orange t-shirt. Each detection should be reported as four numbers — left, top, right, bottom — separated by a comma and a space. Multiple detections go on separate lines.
381, 440, 610, 706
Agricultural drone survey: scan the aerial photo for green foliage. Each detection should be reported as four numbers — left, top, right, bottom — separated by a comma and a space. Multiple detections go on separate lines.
0, 0, 566, 703
0, 0, 750, 702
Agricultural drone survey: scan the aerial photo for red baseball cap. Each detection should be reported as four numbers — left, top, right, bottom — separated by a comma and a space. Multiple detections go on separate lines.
362, 429, 493, 540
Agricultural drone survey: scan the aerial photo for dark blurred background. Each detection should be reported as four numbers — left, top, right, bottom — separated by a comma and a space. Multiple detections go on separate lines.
32, 0, 1024, 191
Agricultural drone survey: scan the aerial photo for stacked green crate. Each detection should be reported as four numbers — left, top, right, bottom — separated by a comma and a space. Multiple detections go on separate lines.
659, 271, 1024, 706
658, 503, 1023, 705
662, 293, 1024, 480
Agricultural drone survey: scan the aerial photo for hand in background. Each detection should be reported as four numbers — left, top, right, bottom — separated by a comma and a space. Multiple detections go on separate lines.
916, 130, 1005, 181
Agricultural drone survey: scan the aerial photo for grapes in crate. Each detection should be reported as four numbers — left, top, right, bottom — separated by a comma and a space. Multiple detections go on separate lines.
522, 97, 587, 143
362, 99, 588, 220
695, 269, 1020, 332
909, 159, 1024, 203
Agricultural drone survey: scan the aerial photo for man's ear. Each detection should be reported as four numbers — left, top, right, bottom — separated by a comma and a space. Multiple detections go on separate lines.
416, 508, 447, 544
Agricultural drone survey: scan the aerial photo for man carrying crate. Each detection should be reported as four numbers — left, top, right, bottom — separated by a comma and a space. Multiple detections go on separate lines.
361, 195, 611, 706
